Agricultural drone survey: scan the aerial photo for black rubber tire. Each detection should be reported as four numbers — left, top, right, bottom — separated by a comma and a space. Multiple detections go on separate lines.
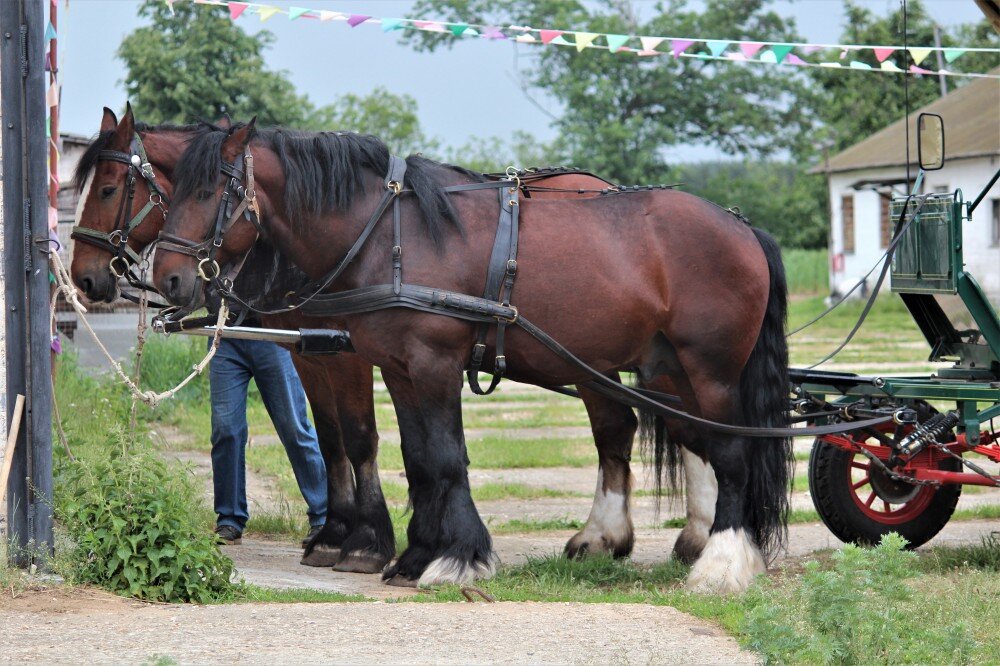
808, 437, 962, 549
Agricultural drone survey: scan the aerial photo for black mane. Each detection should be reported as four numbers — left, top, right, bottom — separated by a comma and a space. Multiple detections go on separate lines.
73, 121, 210, 192
173, 126, 481, 243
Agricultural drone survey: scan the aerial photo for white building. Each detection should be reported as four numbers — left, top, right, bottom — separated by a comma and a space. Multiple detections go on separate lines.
814, 72, 1000, 300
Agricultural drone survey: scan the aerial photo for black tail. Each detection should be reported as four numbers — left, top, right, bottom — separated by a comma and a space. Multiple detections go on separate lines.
637, 401, 681, 510
742, 227, 793, 560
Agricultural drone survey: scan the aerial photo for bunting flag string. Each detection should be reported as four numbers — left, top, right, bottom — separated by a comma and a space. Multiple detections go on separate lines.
184, 0, 1000, 80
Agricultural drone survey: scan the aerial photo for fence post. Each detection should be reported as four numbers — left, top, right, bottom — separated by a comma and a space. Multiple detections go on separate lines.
1, 0, 54, 566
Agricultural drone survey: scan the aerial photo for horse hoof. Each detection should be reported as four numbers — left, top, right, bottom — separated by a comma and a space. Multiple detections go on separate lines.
300, 544, 341, 567
333, 551, 391, 574
384, 574, 419, 588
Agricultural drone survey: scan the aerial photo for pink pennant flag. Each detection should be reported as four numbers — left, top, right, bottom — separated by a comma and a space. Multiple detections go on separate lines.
46, 83, 58, 107
873, 48, 895, 62
670, 39, 694, 57
739, 42, 763, 58
481, 26, 507, 40
640, 36, 664, 52
802, 45, 823, 55
785, 54, 806, 66
227, 2, 248, 20
539, 30, 563, 44
414, 20, 447, 32
347, 15, 371, 27
909, 64, 933, 75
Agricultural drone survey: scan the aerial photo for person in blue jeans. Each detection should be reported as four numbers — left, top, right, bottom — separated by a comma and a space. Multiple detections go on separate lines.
209, 336, 327, 545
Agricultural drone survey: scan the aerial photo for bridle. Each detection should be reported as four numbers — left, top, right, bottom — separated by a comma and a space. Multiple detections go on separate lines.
155, 147, 263, 311
70, 133, 169, 302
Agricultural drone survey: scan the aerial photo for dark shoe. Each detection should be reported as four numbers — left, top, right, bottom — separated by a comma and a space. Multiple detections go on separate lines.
301, 525, 322, 549
214, 525, 242, 545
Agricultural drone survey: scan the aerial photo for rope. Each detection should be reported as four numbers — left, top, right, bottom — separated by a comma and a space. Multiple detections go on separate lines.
48, 251, 227, 409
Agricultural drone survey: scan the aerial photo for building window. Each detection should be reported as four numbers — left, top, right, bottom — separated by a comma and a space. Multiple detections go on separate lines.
992, 199, 1000, 248
842, 194, 855, 254
879, 191, 892, 247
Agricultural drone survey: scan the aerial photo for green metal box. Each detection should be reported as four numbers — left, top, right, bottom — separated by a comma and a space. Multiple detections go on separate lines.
890, 194, 960, 294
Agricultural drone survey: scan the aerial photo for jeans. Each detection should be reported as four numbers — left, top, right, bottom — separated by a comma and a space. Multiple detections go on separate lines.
209, 338, 327, 532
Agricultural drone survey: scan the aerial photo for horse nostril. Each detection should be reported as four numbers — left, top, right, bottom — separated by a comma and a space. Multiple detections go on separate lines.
167, 275, 181, 298
81, 277, 94, 296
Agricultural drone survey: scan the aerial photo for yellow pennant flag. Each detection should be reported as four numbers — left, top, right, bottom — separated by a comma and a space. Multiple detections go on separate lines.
574, 32, 598, 52
257, 5, 281, 22
908, 47, 932, 65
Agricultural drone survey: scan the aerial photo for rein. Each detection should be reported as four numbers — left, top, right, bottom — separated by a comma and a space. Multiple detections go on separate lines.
70, 133, 169, 307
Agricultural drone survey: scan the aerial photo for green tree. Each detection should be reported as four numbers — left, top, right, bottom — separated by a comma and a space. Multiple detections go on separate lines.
304, 87, 438, 156
441, 130, 560, 173
405, 0, 816, 183
118, 1, 313, 126
810, 0, 999, 154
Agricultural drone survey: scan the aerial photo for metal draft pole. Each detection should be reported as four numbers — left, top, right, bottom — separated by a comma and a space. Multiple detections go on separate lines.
1, 0, 54, 566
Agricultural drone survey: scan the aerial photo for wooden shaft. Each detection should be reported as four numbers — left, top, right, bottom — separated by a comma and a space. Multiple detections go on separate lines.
0, 394, 26, 506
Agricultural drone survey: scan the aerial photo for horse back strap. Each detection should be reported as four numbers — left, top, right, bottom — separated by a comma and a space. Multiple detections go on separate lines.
467, 179, 520, 395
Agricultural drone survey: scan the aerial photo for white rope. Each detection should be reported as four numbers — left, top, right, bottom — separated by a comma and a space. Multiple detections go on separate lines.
49, 251, 227, 408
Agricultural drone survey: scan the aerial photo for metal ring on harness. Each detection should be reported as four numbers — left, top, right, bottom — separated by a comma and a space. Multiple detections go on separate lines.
108, 229, 124, 247
197, 257, 221, 282
149, 192, 164, 206
387, 180, 402, 195
109, 255, 129, 279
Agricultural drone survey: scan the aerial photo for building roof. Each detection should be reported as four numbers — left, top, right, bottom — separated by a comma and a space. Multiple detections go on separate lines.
810, 69, 1000, 174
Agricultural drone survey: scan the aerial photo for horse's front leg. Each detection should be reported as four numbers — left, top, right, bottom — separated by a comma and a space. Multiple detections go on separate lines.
380, 366, 497, 587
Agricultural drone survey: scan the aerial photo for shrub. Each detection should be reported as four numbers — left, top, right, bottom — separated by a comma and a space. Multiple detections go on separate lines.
54, 427, 237, 603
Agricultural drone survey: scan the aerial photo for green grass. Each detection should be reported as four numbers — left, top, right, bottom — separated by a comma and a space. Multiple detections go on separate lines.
783, 248, 828, 295
488, 517, 584, 534
232, 585, 370, 603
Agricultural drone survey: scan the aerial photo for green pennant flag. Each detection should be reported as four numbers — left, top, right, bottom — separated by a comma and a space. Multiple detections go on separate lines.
288, 7, 309, 20
605, 33, 629, 52
770, 44, 794, 63
943, 48, 965, 63
449, 23, 469, 36
705, 40, 729, 57
382, 18, 405, 32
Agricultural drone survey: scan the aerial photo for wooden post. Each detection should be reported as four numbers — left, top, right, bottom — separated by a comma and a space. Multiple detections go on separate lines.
0, 394, 25, 506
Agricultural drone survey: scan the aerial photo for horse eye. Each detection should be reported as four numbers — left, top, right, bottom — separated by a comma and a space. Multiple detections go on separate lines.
196, 189, 213, 201
100, 185, 117, 200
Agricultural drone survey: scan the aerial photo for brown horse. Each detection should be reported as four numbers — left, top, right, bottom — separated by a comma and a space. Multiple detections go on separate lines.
152, 121, 792, 593
72, 106, 666, 575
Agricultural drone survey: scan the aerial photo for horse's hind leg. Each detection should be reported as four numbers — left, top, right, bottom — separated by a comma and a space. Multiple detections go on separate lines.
380, 365, 496, 587
329, 356, 395, 574
565, 379, 636, 559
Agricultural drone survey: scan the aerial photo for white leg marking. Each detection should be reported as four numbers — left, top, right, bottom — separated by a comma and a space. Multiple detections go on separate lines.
571, 468, 633, 552
686, 528, 766, 594
74, 171, 95, 225
418, 552, 499, 587
677, 448, 717, 552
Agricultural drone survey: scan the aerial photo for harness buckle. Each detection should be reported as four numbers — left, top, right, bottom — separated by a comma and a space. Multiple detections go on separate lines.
496, 305, 519, 324
387, 180, 402, 195
108, 230, 124, 247
392, 245, 402, 261
506, 259, 517, 275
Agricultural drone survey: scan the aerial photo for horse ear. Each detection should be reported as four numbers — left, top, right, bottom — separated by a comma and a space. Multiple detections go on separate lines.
221, 117, 257, 162
100, 107, 118, 133
110, 102, 136, 150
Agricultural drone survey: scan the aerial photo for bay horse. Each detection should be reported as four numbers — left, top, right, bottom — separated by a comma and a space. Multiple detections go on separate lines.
71, 106, 681, 576
152, 120, 792, 593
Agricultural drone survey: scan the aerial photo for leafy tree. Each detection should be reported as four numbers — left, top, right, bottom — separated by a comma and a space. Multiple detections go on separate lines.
441, 130, 560, 173
118, 0, 313, 126
809, 0, 999, 154
404, 0, 816, 183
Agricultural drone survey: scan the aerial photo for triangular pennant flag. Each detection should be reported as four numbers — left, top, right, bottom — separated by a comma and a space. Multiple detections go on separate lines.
347, 15, 371, 27
288, 7, 309, 20
909, 47, 932, 65
481, 26, 507, 39
739, 42, 763, 58
640, 36, 664, 52
726, 52, 747, 61
227, 2, 248, 20
465, 28, 480, 37
448, 23, 468, 36
759, 50, 777, 63
802, 45, 823, 55
515, 34, 536, 43
880, 60, 902, 72
670, 39, 694, 57
786, 54, 807, 66
414, 20, 447, 32
849, 60, 872, 70
165, 0, 175, 16
46, 83, 58, 107
770, 44, 794, 63
382, 18, 405, 32
604, 35, 628, 53
910, 64, 933, 75
318, 11, 343, 21
605, 34, 629, 52
873, 48, 895, 62
44, 21, 56, 41
539, 30, 563, 44
819, 62, 842, 68
943, 49, 965, 63
705, 40, 729, 57
257, 6, 280, 22
574, 32, 598, 51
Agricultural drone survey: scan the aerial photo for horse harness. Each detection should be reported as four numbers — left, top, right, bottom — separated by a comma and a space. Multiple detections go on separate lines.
164, 153, 899, 438
70, 133, 169, 306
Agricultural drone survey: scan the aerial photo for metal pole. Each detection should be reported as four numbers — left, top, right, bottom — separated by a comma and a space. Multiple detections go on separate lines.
1, 0, 53, 566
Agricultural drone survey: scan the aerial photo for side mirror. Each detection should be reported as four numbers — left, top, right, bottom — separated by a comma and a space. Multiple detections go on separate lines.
918, 113, 945, 171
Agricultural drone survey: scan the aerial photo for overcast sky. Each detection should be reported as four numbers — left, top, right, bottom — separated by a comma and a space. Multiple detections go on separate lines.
54, 1, 994, 161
